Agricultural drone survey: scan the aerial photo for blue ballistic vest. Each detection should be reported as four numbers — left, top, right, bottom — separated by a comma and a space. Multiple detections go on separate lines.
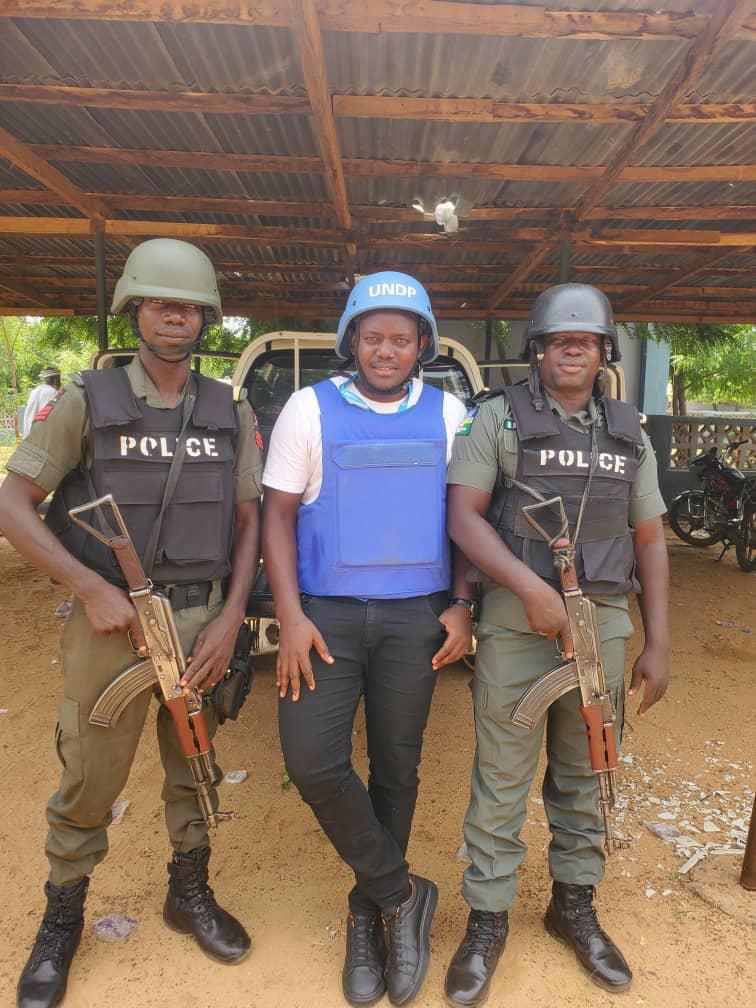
296, 380, 450, 599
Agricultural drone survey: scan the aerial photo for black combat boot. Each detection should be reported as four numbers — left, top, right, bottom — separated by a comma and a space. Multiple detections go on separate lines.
342, 911, 386, 1006
444, 909, 509, 1007
381, 874, 438, 1006
163, 847, 251, 964
544, 882, 632, 992
17, 877, 89, 1008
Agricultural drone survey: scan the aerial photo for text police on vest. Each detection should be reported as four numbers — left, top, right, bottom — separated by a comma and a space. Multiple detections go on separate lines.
539, 449, 626, 474
119, 435, 219, 458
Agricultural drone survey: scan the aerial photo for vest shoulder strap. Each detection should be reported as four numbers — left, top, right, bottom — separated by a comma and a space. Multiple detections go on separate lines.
80, 368, 142, 428
602, 396, 644, 446
191, 373, 237, 431
504, 384, 560, 439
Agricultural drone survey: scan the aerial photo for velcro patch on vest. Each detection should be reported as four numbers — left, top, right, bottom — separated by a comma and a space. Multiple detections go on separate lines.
32, 388, 64, 423
116, 433, 224, 460
522, 446, 635, 480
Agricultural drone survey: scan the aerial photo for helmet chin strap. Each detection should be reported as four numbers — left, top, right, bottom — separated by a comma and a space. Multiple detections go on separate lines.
138, 334, 200, 364
527, 339, 546, 412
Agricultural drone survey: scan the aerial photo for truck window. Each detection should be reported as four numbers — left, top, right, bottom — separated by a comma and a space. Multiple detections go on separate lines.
244, 350, 473, 450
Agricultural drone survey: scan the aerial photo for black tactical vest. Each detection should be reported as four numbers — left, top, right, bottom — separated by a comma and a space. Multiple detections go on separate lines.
45, 367, 237, 587
487, 385, 644, 596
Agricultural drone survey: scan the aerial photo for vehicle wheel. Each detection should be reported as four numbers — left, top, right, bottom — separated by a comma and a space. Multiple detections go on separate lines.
668, 491, 721, 546
735, 501, 756, 572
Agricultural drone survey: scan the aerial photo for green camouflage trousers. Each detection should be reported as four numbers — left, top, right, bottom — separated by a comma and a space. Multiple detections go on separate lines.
45, 584, 223, 886
461, 597, 629, 912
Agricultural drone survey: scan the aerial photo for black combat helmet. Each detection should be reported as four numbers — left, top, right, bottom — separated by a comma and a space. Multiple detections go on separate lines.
520, 283, 621, 362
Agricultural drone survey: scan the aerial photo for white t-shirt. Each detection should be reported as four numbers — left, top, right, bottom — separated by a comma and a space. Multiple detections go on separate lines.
22, 383, 58, 436
263, 376, 467, 505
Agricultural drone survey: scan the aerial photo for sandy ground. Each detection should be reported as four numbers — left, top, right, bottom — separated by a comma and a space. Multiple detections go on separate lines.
0, 529, 754, 1008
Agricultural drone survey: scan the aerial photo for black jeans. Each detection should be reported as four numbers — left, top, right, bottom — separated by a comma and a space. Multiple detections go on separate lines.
278, 592, 447, 914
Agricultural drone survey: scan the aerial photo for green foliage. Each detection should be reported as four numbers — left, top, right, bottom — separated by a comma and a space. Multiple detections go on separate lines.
671, 327, 755, 404
635, 321, 755, 407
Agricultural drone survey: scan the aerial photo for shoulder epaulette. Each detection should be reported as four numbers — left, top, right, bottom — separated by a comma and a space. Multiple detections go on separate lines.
469, 388, 506, 406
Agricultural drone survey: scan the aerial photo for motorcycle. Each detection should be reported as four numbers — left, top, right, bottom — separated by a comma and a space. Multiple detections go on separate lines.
668, 438, 756, 572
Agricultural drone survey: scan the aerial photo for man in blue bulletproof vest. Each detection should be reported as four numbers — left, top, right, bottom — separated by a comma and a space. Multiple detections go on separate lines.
262, 273, 472, 1006
444, 284, 669, 1006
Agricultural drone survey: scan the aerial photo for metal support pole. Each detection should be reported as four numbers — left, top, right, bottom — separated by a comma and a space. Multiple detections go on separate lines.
559, 238, 571, 283
740, 794, 756, 890
483, 316, 493, 388
94, 229, 108, 351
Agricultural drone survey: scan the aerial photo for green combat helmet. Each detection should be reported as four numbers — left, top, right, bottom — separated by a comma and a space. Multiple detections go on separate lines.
111, 238, 222, 324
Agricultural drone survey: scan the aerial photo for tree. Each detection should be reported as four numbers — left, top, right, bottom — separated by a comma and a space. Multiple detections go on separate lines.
636, 322, 755, 414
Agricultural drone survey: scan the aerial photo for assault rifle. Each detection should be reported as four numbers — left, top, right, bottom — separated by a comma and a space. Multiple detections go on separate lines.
510, 497, 629, 854
68, 494, 232, 829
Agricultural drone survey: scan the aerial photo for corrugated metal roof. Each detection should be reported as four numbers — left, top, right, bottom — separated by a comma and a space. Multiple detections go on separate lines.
0, 2, 753, 321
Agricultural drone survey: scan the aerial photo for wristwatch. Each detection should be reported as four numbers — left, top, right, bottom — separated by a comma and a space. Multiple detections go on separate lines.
450, 597, 475, 614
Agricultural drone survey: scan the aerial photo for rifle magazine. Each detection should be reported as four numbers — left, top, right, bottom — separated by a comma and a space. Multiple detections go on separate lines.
89, 657, 157, 727
510, 659, 579, 729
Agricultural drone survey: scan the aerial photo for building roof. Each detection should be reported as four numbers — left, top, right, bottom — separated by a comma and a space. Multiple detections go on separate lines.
0, 0, 754, 323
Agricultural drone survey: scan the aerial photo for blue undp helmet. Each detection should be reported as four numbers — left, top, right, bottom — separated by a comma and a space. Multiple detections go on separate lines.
336, 271, 439, 364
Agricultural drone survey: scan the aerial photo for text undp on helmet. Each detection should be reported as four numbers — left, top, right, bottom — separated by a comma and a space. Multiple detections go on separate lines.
369, 282, 417, 299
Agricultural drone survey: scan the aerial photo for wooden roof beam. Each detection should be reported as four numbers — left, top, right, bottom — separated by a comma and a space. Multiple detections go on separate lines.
0, 278, 58, 308
27, 144, 756, 184
573, 0, 755, 222
5, 86, 755, 125
289, 0, 355, 281
621, 247, 747, 309
0, 2, 727, 41
487, 242, 559, 311
0, 306, 75, 316
332, 95, 756, 124
1, 190, 755, 227
0, 125, 107, 222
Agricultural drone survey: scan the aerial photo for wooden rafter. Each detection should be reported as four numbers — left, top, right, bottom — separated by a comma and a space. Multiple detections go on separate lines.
25, 144, 756, 184
573, 0, 755, 221
0, 126, 106, 222
1, 1, 734, 41
0, 278, 58, 307
1, 190, 753, 227
288, 0, 355, 279
488, 243, 558, 311
621, 248, 746, 309
332, 95, 756, 124
4, 215, 755, 259
4, 85, 756, 126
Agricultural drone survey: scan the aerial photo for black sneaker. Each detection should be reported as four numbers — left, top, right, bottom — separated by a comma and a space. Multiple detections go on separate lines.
342, 911, 386, 1006
382, 875, 438, 1006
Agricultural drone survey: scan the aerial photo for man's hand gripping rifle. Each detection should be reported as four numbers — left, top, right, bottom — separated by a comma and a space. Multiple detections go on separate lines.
510, 496, 629, 854
68, 494, 232, 830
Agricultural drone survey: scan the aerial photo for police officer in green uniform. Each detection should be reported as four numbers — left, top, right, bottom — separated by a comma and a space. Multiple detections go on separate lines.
443, 284, 669, 1006
0, 239, 262, 1008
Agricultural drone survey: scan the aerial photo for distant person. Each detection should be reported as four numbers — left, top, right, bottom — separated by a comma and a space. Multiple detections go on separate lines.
22, 366, 61, 436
